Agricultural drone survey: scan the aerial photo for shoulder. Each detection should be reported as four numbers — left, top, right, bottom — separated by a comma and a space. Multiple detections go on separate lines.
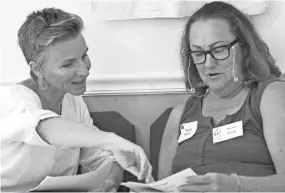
250, 78, 283, 107
260, 80, 285, 122
169, 97, 190, 122
171, 104, 185, 120
0, 85, 43, 118
259, 80, 285, 174
261, 80, 285, 106
1, 84, 41, 107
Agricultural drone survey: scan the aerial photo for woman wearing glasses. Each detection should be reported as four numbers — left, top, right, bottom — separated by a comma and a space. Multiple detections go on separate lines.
160, 1, 285, 192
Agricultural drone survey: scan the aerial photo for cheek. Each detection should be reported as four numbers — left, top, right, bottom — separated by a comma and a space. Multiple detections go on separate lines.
225, 65, 232, 76
62, 70, 77, 84
196, 66, 205, 77
220, 59, 233, 77
85, 57, 91, 70
45, 69, 76, 86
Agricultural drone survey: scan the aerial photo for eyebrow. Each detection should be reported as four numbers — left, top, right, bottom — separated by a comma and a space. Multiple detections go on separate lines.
61, 47, 89, 65
191, 41, 224, 49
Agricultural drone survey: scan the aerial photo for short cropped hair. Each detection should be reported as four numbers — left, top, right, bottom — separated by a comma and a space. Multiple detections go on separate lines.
18, 8, 84, 79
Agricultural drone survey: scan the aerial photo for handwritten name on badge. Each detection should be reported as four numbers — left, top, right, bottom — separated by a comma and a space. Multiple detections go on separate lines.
178, 121, 198, 143
212, 121, 243, 144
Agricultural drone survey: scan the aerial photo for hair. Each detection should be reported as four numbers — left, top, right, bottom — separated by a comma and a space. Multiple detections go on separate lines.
180, 1, 281, 93
18, 7, 84, 81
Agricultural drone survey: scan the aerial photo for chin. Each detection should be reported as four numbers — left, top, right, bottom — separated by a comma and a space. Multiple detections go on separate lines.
207, 82, 225, 91
69, 87, 86, 96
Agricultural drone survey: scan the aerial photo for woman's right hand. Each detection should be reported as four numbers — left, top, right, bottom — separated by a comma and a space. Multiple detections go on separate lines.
112, 141, 154, 183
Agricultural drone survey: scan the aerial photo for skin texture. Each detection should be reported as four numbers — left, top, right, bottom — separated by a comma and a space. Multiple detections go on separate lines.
190, 18, 248, 124
189, 18, 244, 96
29, 33, 91, 114
41, 34, 90, 95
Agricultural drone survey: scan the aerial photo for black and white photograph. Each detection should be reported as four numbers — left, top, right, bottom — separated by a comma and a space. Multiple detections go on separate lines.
0, 0, 285, 192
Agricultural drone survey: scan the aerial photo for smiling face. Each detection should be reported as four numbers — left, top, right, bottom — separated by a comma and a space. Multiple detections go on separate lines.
189, 18, 244, 92
39, 33, 91, 96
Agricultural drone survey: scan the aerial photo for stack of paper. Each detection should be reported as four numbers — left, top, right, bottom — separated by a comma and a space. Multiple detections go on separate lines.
121, 168, 197, 192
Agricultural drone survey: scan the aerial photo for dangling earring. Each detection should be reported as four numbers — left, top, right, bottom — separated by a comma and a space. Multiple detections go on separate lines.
38, 73, 46, 90
187, 64, 196, 93
186, 63, 209, 97
232, 46, 239, 83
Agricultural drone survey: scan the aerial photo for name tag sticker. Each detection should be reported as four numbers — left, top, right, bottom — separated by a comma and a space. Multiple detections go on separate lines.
212, 121, 243, 144
178, 121, 198, 143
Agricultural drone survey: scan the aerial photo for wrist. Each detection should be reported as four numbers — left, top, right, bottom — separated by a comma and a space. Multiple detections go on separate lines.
108, 133, 134, 153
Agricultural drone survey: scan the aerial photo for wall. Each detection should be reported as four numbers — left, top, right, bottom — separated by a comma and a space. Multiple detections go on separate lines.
1, 1, 285, 156
2, 1, 285, 90
0, 0, 186, 92
84, 93, 189, 157
0, 0, 94, 85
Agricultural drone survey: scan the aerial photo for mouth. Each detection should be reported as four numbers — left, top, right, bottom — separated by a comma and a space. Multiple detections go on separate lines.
72, 79, 85, 84
207, 73, 221, 78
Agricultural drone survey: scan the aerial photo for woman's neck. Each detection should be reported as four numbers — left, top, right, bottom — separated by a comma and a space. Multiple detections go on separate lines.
21, 79, 65, 112
209, 83, 245, 100
37, 88, 65, 108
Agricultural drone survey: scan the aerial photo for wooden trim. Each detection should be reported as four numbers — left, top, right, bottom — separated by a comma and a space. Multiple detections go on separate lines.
83, 74, 187, 96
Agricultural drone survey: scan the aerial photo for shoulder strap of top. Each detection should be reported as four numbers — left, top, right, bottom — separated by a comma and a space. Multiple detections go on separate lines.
250, 78, 285, 128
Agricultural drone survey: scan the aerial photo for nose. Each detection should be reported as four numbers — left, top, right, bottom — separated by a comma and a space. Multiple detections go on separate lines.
204, 53, 215, 68
76, 60, 90, 77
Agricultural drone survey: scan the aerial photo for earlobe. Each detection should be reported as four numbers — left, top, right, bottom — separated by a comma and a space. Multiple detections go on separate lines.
29, 61, 40, 76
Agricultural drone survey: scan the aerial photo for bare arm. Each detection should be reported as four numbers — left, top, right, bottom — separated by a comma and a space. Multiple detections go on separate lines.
238, 81, 285, 191
37, 117, 131, 153
179, 81, 285, 192
38, 117, 154, 182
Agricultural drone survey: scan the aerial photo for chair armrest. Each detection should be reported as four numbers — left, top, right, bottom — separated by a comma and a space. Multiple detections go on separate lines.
150, 108, 173, 180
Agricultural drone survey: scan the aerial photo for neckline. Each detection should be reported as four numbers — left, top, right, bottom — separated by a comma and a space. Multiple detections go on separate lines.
198, 87, 252, 128
15, 84, 65, 116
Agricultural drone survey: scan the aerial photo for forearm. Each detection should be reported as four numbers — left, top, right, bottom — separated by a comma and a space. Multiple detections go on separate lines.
108, 162, 124, 189
239, 173, 285, 192
37, 117, 127, 152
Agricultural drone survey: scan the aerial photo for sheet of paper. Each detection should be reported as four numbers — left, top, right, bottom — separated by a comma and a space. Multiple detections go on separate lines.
121, 168, 197, 192
30, 159, 113, 192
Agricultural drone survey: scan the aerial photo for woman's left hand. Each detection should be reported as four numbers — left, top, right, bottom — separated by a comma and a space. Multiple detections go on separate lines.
178, 173, 241, 192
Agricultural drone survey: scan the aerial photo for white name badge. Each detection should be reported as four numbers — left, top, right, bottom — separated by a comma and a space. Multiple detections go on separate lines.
178, 121, 198, 143
212, 121, 243, 144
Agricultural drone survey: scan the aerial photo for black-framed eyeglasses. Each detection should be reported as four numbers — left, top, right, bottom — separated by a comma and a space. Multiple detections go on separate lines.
188, 39, 239, 65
